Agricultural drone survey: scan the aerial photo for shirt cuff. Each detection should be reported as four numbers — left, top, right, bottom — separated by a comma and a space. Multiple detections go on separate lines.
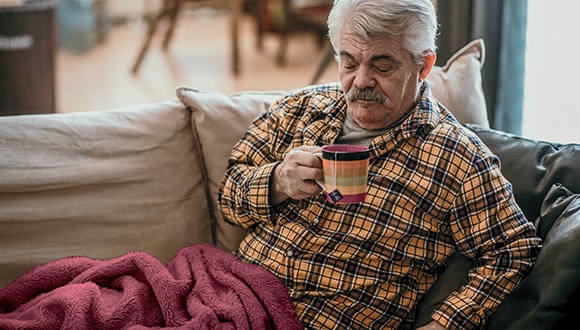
432, 292, 488, 330
244, 162, 280, 225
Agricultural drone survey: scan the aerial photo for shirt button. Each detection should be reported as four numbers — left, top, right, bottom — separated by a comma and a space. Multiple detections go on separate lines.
379, 144, 386, 150
286, 250, 294, 258
312, 218, 320, 225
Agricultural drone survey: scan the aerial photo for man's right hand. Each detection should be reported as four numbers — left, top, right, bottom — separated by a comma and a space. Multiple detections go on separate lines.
270, 145, 324, 205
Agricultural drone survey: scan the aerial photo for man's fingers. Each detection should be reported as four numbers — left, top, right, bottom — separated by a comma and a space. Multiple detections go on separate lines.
288, 147, 323, 168
290, 145, 323, 156
299, 145, 323, 153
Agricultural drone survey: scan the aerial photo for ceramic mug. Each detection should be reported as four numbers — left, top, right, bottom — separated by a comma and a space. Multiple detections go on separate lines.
319, 144, 370, 204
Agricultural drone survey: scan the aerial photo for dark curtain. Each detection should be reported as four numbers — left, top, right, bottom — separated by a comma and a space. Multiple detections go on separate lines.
436, 0, 528, 135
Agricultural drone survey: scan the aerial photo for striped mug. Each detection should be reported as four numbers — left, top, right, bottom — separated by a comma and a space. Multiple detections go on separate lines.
321, 144, 370, 204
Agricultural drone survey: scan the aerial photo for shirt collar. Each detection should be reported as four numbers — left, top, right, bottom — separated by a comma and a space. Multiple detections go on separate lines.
398, 81, 442, 138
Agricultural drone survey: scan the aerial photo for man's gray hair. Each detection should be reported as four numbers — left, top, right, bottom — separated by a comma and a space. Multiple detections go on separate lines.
327, 0, 438, 63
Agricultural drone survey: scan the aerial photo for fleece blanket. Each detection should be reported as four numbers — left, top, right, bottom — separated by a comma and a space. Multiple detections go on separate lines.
0, 244, 303, 330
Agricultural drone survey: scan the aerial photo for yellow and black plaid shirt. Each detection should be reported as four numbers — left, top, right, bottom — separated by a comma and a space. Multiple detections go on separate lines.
218, 83, 541, 329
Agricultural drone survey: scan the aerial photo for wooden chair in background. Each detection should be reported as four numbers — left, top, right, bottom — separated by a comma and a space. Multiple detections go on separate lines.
247, 0, 332, 67
131, 0, 334, 83
131, 0, 241, 76
276, 0, 332, 67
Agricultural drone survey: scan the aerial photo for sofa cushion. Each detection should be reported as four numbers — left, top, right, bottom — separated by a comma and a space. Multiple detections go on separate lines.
533, 183, 577, 241
466, 124, 580, 221
487, 184, 580, 329
0, 101, 212, 288
413, 251, 475, 327
428, 38, 489, 127
177, 88, 286, 251
178, 39, 490, 252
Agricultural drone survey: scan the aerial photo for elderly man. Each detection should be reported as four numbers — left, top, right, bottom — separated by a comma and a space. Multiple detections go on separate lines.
218, 0, 541, 329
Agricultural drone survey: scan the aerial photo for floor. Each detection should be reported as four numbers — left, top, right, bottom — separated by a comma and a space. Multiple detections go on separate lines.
56, 8, 339, 113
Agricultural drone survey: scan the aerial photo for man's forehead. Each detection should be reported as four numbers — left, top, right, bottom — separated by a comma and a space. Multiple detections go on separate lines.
341, 29, 401, 52
340, 31, 413, 64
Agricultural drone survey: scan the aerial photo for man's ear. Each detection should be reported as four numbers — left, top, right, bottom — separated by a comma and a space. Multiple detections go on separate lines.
419, 51, 436, 80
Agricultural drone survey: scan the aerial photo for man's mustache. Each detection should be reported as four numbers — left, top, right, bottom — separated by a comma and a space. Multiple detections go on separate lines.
346, 88, 387, 104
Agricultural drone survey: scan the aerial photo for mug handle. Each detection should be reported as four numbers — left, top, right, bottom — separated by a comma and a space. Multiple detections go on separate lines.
313, 152, 325, 191
314, 179, 325, 191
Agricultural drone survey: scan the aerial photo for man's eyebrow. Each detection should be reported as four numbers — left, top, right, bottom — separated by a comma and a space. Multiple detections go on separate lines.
338, 51, 394, 63
339, 50, 354, 59
370, 54, 394, 62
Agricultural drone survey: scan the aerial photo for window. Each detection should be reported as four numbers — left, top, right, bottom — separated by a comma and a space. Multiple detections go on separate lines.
522, 0, 579, 144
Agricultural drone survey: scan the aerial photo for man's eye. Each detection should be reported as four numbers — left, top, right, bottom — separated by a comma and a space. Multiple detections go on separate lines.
376, 66, 393, 73
343, 62, 357, 70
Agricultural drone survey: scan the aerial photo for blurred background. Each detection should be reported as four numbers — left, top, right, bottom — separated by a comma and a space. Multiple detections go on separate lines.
53, 0, 339, 112
1, 0, 338, 113
0, 0, 578, 144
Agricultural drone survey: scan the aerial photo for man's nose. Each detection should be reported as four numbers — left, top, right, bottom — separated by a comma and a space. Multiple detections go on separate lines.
353, 67, 377, 89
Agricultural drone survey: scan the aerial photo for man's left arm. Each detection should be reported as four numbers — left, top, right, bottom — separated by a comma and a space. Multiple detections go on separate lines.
431, 155, 542, 330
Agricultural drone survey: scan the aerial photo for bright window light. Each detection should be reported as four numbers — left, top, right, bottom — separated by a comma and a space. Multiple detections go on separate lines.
522, 0, 579, 144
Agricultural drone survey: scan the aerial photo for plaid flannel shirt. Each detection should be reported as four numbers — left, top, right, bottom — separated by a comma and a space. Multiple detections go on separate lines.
218, 83, 541, 329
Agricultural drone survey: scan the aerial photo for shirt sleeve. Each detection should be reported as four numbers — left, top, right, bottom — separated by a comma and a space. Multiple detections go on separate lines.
432, 154, 542, 329
217, 107, 280, 228
218, 84, 342, 229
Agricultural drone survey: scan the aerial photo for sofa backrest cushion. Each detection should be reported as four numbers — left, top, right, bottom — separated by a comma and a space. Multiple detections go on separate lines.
0, 101, 212, 288
428, 38, 489, 127
178, 39, 490, 252
466, 124, 580, 221
177, 88, 286, 251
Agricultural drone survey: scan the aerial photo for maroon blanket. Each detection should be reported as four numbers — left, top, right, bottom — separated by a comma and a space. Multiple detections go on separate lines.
0, 244, 303, 330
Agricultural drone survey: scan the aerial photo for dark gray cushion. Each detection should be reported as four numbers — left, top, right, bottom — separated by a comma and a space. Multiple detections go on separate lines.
413, 252, 474, 327
487, 184, 580, 329
466, 124, 580, 221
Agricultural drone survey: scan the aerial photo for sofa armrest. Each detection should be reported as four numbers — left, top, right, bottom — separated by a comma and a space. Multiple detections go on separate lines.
0, 100, 212, 288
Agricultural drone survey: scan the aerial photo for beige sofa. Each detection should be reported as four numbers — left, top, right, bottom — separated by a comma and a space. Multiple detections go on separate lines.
1, 39, 578, 329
